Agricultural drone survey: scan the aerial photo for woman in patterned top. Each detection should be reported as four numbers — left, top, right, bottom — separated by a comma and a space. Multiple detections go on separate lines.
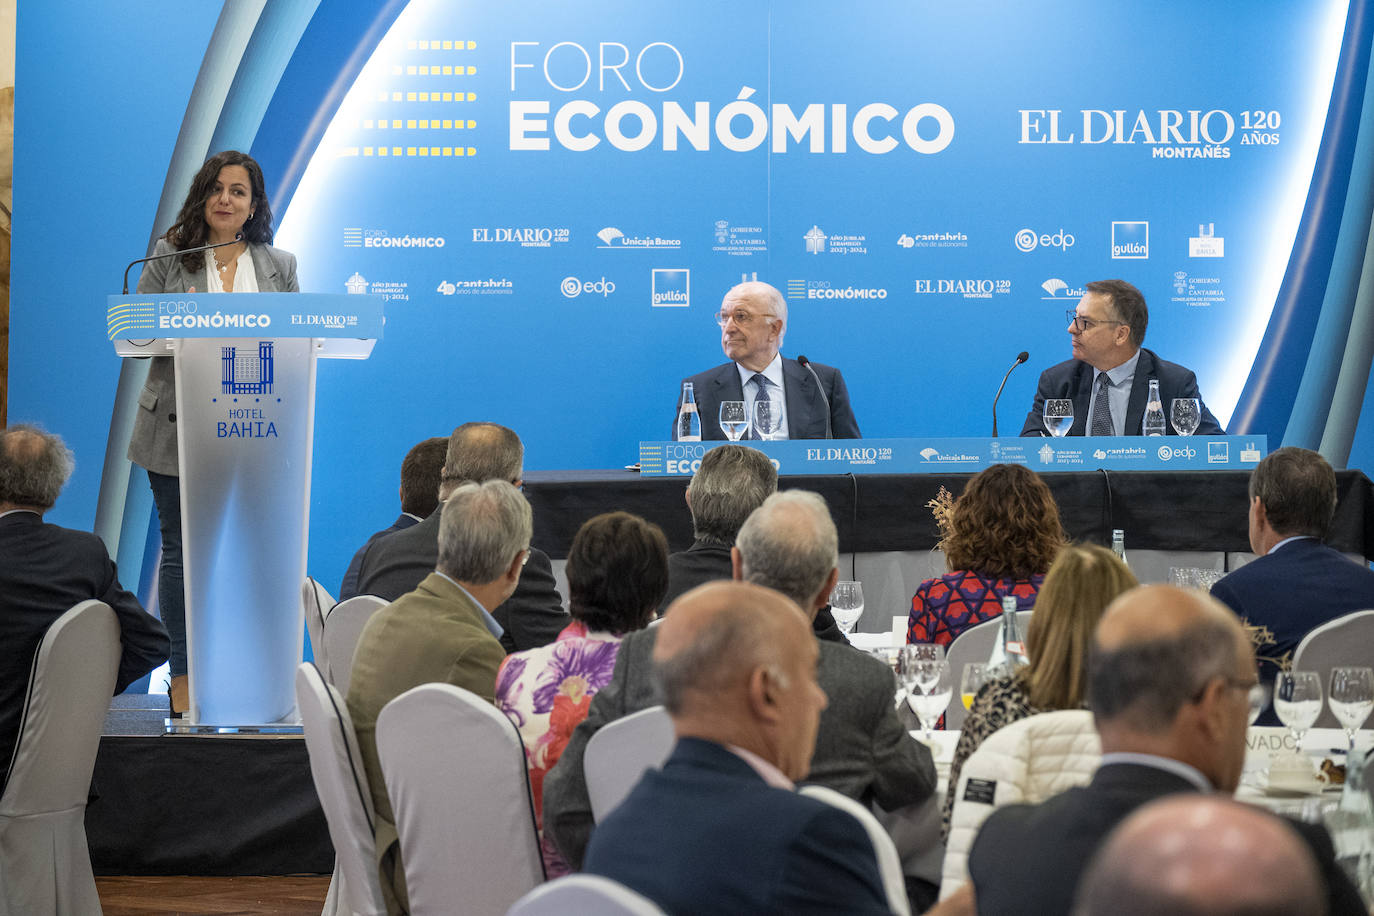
495, 511, 668, 877
907, 464, 1065, 647
941, 543, 1136, 838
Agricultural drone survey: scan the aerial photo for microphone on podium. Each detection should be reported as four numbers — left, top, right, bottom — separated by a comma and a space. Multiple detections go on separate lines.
992, 351, 1030, 437
796, 355, 833, 439
122, 233, 244, 294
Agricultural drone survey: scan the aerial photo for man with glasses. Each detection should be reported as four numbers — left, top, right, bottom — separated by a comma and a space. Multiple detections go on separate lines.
674, 280, 861, 440
1020, 279, 1223, 436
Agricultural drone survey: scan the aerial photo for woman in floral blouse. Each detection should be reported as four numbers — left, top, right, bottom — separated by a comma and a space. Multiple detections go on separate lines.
495, 511, 668, 877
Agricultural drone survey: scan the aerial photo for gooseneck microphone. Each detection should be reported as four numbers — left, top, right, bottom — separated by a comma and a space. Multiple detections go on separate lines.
796, 355, 833, 439
121, 233, 244, 294
992, 350, 1030, 437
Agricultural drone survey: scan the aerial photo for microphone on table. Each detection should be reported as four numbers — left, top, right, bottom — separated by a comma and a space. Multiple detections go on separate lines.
992, 350, 1030, 437
122, 233, 244, 294
796, 355, 833, 439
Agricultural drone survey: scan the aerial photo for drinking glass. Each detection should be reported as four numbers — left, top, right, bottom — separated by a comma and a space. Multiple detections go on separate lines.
719, 401, 749, 441
961, 662, 991, 711
752, 399, 781, 440
1170, 398, 1201, 436
901, 643, 945, 693
909, 660, 953, 742
1274, 671, 1324, 751
1328, 667, 1374, 751
829, 580, 864, 635
1043, 399, 1074, 437
1247, 681, 1271, 726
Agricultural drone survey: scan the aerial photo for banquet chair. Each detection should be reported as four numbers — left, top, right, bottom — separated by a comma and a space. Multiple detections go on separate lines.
799, 785, 912, 916
376, 683, 544, 916
295, 662, 387, 916
302, 577, 337, 684
941, 610, 1033, 729
507, 874, 666, 915
585, 704, 674, 821
324, 595, 387, 695
0, 600, 119, 916
1292, 610, 1374, 728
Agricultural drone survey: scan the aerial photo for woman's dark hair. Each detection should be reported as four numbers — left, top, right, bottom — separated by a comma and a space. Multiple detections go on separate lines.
567, 512, 669, 634
944, 463, 1065, 579
165, 150, 274, 270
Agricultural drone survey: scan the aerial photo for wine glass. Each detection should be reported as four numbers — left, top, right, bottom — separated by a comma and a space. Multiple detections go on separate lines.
1170, 398, 1202, 436
1328, 667, 1374, 751
829, 580, 864, 635
909, 659, 953, 742
961, 662, 991, 711
902, 643, 945, 692
1043, 399, 1074, 437
1246, 681, 1270, 726
719, 401, 749, 441
752, 399, 781, 440
1274, 671, 1324, 751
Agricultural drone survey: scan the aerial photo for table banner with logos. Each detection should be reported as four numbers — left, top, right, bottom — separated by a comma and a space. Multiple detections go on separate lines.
638, 436, 1268, 477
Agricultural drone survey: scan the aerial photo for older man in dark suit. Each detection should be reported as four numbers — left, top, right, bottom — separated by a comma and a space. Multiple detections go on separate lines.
353, 422, 568, 651
1020, 279, 1223, 436
544, 490, 934, 876
0, 426, 169, 786
675, 280, 860, 440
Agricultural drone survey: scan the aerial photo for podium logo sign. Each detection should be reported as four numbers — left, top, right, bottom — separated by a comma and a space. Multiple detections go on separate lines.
215, 342, 279, 439
108, 300, 156, 337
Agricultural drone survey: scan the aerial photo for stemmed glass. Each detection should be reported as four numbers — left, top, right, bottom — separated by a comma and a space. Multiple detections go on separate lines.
1328, 667, 1374, 751
961, 662, 991, 712
753, 399, 781, 440
829, 581, 864, 635
1274, 671, 1324, 752
908, 659, 953, 742
1043, 399, 1074, 437
719, 401, 749, 441
1170, 398, 1202, 436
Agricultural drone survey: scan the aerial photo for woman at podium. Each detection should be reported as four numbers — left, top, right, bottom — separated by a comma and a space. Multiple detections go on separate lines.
126, 150, 299, 716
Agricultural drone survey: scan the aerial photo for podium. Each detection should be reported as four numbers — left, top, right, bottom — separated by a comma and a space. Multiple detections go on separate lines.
108, 292, 385, 728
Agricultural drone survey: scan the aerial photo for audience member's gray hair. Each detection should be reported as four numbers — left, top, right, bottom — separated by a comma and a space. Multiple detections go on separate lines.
687, 445, 778, 544
0, 425, 74, 511
736, 490, 838, 608
441, 422, 523, 489
656, 602, 781, 716
1088, 616, 1241, 732
437, 480, 532, 584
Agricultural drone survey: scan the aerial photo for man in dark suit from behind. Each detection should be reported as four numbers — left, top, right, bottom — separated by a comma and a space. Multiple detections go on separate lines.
583, 580, 890, 915
1210, 446, 1374, 723
353, 422, 568, 651
0, 425, 169, 787
966, 585, 1362, 915
659, 443, 776, 611
338, 436, 447, 600
544, 491, 935, 878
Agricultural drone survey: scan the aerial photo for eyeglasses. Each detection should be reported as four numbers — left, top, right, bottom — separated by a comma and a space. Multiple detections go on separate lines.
1066, 309, 1124, 333
715, 310, 777, 328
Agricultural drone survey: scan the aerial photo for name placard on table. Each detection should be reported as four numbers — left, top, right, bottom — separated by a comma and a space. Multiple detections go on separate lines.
638, 436, 1268, 477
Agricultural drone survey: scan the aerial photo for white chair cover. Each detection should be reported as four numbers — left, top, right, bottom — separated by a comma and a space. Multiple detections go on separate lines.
303, 578, 337, 685
1293, 609, 1374, 728
295, 663, 387, 916
798, 785, 911, 916
376, 683, 543, 916
585, 705, 674, 822
0, 599, 120, 916
323, 596, 387, 695
942, 611, 1032, 729
507, 874, 666, 915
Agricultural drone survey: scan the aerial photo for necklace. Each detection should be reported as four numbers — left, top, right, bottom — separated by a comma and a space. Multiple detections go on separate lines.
212, 242, 241, 274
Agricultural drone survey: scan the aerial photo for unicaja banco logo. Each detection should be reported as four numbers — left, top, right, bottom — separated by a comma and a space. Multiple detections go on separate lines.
222, 342, 274, 395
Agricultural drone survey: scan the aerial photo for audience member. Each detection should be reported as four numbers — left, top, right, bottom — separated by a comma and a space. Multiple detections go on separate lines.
339, 436, 447, 600
582, 581, 889, 914
353, 422, 568, 651
544, 490, 935, 874
0, 425, 170, 787
965, 585, 1361, 915
942, 544, 1135, 838
347, 480, 529, 916
1210, 446, 1374, 724
495, 511, 668, 878
907, 463, 1064, 646
659, 443, 775, 610
1076, 795, 1325, 916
